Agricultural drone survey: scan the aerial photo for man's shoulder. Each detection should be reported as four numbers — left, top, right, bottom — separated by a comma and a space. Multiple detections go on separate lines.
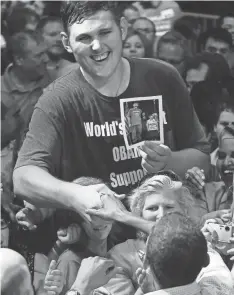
131, 57, 177, 77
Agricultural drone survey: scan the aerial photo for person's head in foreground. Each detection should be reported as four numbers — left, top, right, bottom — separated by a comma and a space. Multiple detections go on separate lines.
143, 212, 209, 291
0, 248, 34, 295
122, 28, 148, 59
129, 172, 194, 240
60, 1, 128, 80
72, 177, 113, 243
216, 126, 234, 188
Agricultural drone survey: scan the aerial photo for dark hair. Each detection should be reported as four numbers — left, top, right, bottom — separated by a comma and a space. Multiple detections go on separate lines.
218, 13, 234, 27
6, 7, 39, 36
173, 16, 201, 40
198, 27, 233, 50
123, 28, 150, 58
37, 15, 63, 32
7, 31, 43, 63
133, 17, 156, 33
61, 1, 123, 33
184, 52, 231, 84
146, 212, 208, 289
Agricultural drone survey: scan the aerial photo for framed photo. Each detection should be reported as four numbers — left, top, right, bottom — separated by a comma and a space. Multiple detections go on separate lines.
120, 96, 164, 150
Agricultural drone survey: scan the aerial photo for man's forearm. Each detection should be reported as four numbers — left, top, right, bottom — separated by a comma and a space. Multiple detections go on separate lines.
13, 165, 82, 211
165, 149, 210, 178
115, 211, 154, 234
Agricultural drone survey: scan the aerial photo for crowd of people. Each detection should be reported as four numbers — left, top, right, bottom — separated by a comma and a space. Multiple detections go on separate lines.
1, 1, 234, 295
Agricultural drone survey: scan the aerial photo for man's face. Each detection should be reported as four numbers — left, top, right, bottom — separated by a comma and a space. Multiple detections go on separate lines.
21, 39, 49, 80
222, 17, 234, 43
42, 21, 65, 56
133, 103, 139, 109
157, 42, 185, 74
133, 19, 155, 43
217, 137, 234, 187
214, 111, 234, 137
204, 37, 230, 61
123, 8, 140, 26
65, 10, 125, 80
142, 191, 180, 223
123, 34, 145, 58
185, 63, 209, 92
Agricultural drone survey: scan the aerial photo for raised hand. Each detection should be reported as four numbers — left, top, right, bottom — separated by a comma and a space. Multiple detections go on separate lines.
44, 260, 64, 295
185, 167, 205, 190
15, 207, 38, 230
57, 224, 81, 244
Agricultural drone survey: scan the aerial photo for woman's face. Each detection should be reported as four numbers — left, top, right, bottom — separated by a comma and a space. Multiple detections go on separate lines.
82, 216, 113, 242
1, 219, 10, 248
142, 191, 181, 223
123, 34, 145, 58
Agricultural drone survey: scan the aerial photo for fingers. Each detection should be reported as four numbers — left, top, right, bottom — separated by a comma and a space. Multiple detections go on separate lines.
49, 260, 57, 271
85, 208, 104, 217
186, 168, 205, 189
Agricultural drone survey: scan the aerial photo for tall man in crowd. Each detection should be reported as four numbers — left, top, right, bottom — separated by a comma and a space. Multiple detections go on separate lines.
13, 1, 209, 225
127, 102, 143, 144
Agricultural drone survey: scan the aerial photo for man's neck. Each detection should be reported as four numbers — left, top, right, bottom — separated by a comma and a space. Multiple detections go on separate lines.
80, 57, 130, 97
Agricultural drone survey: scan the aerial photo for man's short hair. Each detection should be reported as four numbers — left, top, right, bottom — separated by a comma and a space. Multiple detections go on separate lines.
123, 4, 139, 14
37, 16, 63, 32
146, 212, 208, 289
198, 27, 233, 50
61, 1, 123, 33
7, 31, 43, 62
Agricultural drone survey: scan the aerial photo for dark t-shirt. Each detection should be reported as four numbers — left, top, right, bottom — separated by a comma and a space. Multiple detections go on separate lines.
15, 58, 209, 194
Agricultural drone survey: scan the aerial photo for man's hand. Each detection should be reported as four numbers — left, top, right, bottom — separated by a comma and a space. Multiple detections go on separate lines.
44, 260, 64, 295
85, 193, 127, 222
185, 167, 205, 190
71, 257, 123, 295
57, 224, 81, 244
136, 267, 155, 294
75, 183, 125, 222
138, 142, 171, 173
16, 207, 38, 230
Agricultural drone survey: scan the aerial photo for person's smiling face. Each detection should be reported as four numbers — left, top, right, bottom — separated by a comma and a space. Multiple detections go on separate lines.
63, 10, 126, 80
142, 191, 181, 223
123, 34, 145, 58
217, 137, 234, 187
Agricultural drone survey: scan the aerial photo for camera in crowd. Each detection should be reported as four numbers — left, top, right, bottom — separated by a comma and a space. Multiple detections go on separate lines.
209, 222, 234, 255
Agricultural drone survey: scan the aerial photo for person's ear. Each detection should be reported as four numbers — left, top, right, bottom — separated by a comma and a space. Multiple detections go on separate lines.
120, 17, 128, 41
61, 32, 72, 53
203, 253, 210, 268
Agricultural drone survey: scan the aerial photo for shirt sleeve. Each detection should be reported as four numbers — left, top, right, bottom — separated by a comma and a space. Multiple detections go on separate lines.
14, 93, 63, 176
166, 66, 210, 154
104, 242, 138, 295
